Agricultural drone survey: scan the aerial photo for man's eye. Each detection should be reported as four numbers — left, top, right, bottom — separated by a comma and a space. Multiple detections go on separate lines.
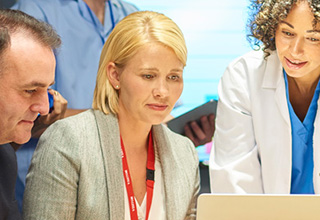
25, 89, 36, 94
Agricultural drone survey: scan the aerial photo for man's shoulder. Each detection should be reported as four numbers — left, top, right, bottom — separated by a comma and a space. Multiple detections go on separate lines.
0, 143, 16, 163
0, 144, 22, 220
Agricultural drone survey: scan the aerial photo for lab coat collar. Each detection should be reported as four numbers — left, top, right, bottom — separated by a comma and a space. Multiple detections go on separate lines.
262, 50, 283, 89
261, 50, 291, 127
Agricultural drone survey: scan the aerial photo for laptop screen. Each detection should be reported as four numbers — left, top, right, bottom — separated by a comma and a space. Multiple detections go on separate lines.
197, 194, 320, 220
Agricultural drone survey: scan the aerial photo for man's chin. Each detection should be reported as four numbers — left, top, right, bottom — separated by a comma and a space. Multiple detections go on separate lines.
12, 133, 32, 145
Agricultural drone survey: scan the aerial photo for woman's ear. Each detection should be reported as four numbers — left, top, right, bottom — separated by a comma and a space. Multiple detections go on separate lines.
107, 62, 120, 90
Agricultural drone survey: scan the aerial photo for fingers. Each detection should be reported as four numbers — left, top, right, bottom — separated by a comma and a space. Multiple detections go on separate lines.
184, 114, 216, 147
190, 121, 206, 140
208, 113, 215, 133
200, 114, 215, 136
51, 90, 68, 118
184, 124, 200, 147
42, 89, 68, 124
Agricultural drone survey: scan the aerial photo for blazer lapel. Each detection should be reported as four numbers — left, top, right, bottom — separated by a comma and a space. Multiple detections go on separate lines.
93, 110, 124, 220
153, 125, 185, 220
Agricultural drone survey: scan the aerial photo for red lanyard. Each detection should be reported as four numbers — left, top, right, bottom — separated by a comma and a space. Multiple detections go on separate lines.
120, 132, 155, 220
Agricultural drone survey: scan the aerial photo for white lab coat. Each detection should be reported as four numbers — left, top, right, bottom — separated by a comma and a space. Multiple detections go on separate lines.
209, 50, 320, 194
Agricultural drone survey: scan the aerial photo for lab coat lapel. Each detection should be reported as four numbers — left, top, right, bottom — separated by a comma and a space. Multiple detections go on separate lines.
94, 110, 124, 220
262, 52, 291, 126
262, 52, 292, 193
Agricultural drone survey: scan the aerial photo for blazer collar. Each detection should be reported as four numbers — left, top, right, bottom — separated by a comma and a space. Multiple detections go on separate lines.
153, 125, 188, 220
93, 109, 124, 220
93, 110, 186, 219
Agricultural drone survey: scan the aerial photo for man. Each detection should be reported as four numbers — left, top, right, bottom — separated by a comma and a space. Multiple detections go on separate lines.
12, 0, 139, 210
0, 9, 63, 219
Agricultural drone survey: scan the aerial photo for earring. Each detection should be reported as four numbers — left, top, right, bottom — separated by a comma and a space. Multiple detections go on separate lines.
115, 85, 119, 89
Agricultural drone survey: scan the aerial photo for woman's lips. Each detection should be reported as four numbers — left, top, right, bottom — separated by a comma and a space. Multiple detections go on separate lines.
147, 104, 168, 111
285, 57, 307, 70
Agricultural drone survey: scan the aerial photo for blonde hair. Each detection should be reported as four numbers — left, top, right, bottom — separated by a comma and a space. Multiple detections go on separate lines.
92, 11, 187, 115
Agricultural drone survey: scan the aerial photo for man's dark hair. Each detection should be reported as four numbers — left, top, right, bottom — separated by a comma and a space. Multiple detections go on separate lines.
0, 9, 61, 59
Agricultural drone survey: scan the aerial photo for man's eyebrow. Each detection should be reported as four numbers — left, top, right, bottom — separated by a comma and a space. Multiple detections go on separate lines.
22, 81, 55, 88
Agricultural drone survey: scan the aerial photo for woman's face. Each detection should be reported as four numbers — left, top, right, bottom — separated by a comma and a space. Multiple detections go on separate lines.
117, 43, 184, 126
275, 1, 320, 80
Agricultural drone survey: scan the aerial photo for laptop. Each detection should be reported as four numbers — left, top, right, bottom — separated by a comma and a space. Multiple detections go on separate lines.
197, 193, 320, 220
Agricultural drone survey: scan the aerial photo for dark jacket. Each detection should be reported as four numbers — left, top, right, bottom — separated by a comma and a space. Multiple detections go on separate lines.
0, 144, 21, 220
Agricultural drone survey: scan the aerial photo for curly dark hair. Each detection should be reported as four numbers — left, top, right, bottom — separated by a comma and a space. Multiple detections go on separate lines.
247, 0, 320, 57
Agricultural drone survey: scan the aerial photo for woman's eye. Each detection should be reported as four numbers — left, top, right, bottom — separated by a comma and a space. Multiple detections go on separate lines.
309, 37, 320, 42
168, 75, 180, 81
282, 31, 293, 36
143, 74, 154, 79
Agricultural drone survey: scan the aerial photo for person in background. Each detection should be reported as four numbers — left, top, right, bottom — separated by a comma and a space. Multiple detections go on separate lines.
210, 0, 320, 194
0, 9, 64, 219
184, 114, 215, 146
12, 0, 138, 210
0, 0, 16, 8
23, 11, 200, 220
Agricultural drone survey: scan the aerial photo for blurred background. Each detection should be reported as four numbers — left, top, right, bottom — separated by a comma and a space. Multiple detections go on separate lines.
0, 0, 251, 115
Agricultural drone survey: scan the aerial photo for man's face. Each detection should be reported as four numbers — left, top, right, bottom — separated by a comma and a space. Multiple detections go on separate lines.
0, 32, 55, 144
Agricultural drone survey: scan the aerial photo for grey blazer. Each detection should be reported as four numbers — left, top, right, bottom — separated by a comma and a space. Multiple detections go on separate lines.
23, 109, 200, 220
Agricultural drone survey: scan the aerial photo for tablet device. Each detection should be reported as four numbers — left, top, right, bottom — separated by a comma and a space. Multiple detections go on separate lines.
167, 100, 217, 135
197, 194, 320, 220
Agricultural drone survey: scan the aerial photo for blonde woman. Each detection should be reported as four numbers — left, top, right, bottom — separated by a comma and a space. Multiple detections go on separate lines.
23, 11, 199, 220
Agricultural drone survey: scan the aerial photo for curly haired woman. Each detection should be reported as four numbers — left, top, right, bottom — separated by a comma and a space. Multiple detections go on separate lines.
210, 0, 320, 194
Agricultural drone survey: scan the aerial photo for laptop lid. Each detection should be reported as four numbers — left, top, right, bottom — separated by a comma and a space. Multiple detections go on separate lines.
197, 194, 320, 220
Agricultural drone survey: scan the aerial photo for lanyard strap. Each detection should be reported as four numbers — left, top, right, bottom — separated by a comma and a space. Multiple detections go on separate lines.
121, 132, 155, 220
107, 0, 115, 30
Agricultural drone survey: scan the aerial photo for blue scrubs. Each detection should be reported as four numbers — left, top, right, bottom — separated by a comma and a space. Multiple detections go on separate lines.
284, 70, 320, 194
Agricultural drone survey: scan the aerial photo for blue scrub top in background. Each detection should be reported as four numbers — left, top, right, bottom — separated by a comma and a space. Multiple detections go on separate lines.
13, 0, 138, 109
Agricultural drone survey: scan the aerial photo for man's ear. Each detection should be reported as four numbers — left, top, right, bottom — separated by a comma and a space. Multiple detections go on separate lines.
107, 62, 120, 89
